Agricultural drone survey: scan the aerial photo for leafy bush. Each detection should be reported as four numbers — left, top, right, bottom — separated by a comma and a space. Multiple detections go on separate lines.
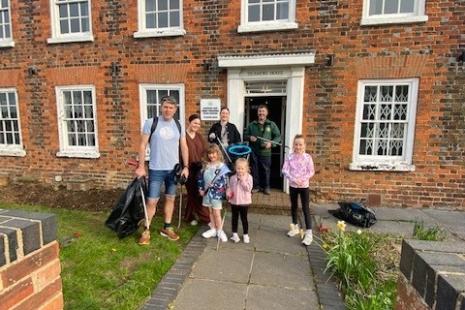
413, 221, 445, 241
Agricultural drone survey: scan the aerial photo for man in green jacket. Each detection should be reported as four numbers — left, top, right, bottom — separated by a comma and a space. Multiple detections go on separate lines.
244, 105, 281, 195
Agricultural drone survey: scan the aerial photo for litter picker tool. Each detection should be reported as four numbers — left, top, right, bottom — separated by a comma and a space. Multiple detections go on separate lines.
255, 136, 290, 149
139, 180, 150, 230
216, 176, 230, 252
209, 133, 233, 165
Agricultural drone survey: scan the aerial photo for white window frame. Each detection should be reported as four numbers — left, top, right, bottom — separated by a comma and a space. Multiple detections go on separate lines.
47, 0, 94, 44
0, 88, 25, 157
361, 0, 428, 25
0, 0, 14, 47
134, 0, 185, 38
350, 79, 419, 172
55, 85, 100, 158
238, 0, 297, 33
139, 84, 185, 130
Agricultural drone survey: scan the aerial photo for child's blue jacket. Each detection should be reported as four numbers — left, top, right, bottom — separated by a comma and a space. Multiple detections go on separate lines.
197, 163, 230, 200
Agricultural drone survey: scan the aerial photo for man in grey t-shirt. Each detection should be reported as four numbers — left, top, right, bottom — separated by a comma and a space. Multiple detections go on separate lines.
135, 96, 189, 244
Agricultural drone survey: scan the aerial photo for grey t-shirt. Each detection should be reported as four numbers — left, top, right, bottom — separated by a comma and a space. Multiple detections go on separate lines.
142, 117, 185, 170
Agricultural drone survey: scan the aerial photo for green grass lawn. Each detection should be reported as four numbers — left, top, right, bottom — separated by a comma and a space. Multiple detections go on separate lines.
0, 203, 198, 310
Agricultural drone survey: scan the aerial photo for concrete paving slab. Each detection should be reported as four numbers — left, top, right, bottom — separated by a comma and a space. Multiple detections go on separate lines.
372, 207, 437, 223
250, 252, 314, 289
253, 225, 307, 256
173, 278, 247, 310
257, 213, 292, 230
190, 247, 254, 284
422, 209, 465, 239
368, 220, 415, 237
246, 285, 319, 310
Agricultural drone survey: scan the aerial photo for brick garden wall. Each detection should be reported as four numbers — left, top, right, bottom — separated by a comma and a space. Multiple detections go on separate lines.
0, 210, 63, 309
0, 0, 464, 208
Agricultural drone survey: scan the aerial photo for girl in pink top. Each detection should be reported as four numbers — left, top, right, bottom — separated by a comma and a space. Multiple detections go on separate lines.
227, 158, 253, 243
282, 134, 315, 246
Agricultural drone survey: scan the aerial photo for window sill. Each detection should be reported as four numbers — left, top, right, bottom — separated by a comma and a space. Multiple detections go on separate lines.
0, 149, 26, 157
349, 162, 415, 172
237, 22, 298, 33
133, 29, 186, 38
47, 34, 94, 44
0, 40, 15, 48
361, 15, 428, 26
56, 150, 100, 159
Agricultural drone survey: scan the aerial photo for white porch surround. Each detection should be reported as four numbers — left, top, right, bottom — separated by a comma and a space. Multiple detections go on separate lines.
217, 53, 315, 192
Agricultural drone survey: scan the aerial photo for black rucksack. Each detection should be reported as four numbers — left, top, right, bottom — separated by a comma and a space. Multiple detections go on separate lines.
329, 201, 377, 228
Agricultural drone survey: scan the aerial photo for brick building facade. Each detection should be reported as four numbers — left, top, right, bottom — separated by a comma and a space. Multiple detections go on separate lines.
0, 0, 464, 208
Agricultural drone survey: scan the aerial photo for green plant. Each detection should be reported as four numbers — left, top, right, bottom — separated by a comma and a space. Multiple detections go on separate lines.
322, 222, 397, 310
413, 221, 445, 241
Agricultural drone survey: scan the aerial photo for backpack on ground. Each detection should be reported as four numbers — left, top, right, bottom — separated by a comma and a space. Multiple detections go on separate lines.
329, 201, 377, 228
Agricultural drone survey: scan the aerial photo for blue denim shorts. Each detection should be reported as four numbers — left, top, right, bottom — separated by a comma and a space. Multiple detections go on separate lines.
202, 195, 222, 209
148, 169, 177, 200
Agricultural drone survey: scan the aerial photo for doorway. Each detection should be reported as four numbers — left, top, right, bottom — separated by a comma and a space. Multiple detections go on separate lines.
244, 96, 286, 189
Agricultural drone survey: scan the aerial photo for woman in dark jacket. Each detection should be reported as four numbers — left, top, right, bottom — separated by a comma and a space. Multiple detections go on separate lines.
208, 107, 241, 156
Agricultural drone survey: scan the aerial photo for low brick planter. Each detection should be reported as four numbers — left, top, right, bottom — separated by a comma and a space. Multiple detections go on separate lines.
396, 240, 465, 310
0, 209, 63, 310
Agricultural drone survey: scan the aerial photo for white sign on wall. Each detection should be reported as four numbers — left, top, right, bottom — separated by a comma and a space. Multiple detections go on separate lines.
200, 98, 221, 121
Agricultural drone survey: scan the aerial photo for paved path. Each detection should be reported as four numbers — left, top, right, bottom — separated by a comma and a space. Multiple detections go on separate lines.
171, 213, 321, 310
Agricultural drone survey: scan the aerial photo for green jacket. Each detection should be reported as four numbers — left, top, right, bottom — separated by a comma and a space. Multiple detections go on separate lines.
244, 120, 281, 157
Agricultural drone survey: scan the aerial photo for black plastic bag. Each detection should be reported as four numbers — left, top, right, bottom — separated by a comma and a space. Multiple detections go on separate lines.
105, 177, 146, 238
329, 201, 377, 228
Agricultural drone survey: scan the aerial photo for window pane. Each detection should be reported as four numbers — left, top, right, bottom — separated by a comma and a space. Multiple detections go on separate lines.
0, 12, 3, 24
70, 18, 80, 32
59, 4, 68, 17
73, 91, 82, 107
158, 12, 168, 27
78, 133, 86, 146
377, 139, 388, 155
4, 10, 9, 23
158, 89, 168, 99
363, 104, 376, 120
1, 106, 8, 118
0, 26, 3, 39
393, 104, 407, 120
14, 133, 20, 145
169, 0, 179, 10
6, 132, 13, 144
7, 92, 15, 105
0, 132, 3, 144
146, 13, 156, 28
68, 133, 77, 146
82, 17, 89, 32
146, 0, 155, 11
69, 3, 79, 17
67, 121, 75, 133
262, 4, 274, 21
1, 0, 7, 9
400, 0, 414, 12
84, 105, 93, 118
76, 120, 85, 132
276, 2, 288, 20
169, 90, 179, 105
369, 0, 383, 15
170, 11, 180, 27
5, 120, 11, 131
384, 0, 399, 14
364, 86, 377, 102
377, 122, 389, 139
9, 105, 16, 118
249, 0, 260, 3
86, 120, 94, 132
248, 5, 260, 22
379, 104, 392, 120
380, 86, 393, 102
147, 90, 157, 104
5, 24, 10, 37
80, 2, 88, 16
12, 120, 18, 131
395, 85, 409, 102
361, 122, 374, 138
158, 0, 168, 10
83, 91, 92, 105
0, 93, 5, 106
60, 19, 70, 33
87, 134, 95, 146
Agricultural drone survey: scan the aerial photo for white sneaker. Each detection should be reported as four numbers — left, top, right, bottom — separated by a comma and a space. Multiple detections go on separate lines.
302, 230, 313, 246
202, 228, 217, 239
190, 220, 198, 226
230, 233, 240, 243
287, 224, 300, 237
243, 234, 250, 244
217, 230, 228, 242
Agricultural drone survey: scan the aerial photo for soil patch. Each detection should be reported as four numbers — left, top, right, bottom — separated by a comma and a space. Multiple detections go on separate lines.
0, 182, 123, 212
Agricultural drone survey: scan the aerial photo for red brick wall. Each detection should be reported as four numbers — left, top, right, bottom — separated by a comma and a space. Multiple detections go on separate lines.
0, 242, 63, 310
0, 0, 464, 208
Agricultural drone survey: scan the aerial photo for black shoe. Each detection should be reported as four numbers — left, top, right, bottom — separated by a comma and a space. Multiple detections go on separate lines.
263, 188, 271, 195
